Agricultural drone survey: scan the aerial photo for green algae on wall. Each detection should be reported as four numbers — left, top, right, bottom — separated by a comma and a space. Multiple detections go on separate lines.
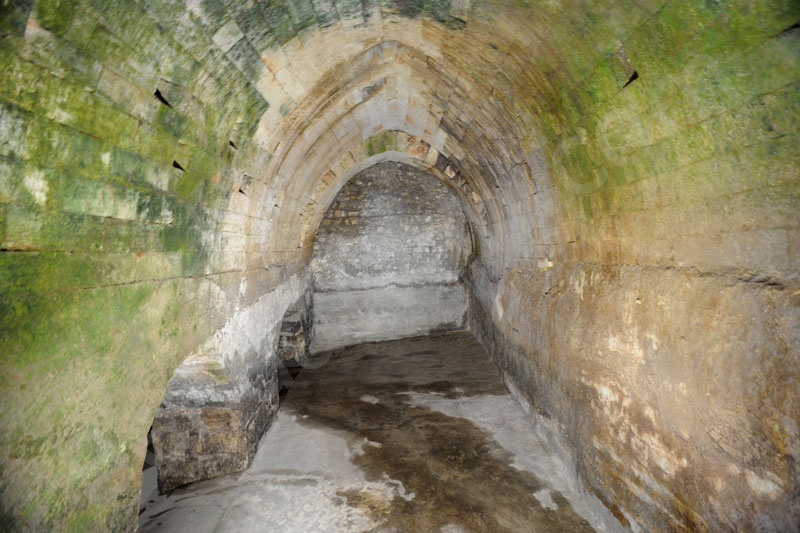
0, 267, 230, 529
0, 0, 272, 528
364, 130, 400, 157
1, 280, 153, 527
463, 0, 800, 529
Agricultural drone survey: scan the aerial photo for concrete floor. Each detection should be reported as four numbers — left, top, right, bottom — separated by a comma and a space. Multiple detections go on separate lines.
139, 332, 616, 532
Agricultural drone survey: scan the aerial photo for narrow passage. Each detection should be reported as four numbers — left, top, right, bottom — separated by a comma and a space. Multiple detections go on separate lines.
139, 332, 601, 532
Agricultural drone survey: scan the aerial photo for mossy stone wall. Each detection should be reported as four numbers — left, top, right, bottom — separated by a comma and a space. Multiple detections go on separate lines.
0, 1, 275, 529
0, 0, 798, 530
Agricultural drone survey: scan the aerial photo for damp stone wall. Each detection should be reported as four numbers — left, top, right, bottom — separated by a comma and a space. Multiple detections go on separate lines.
0, 1, 798, 531
311, 162, 471, 351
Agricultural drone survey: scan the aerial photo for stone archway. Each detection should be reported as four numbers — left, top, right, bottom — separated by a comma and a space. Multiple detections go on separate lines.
310, 160, 473, 351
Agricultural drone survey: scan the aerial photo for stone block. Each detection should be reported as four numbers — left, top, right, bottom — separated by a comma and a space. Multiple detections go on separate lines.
96, 68, 159, 123
789, 228, 800, 272
151, 406, 251, 492
150, 353, 279, 492
277, 289, 314, 367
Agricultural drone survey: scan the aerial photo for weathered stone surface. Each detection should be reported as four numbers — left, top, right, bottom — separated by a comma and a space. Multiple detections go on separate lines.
277, 289, 314, 366
148, 272, 308, 492
311, 161, 471, 351
150, 356, 279, 492
469, 260, 800, 531
313, 284, 469, 351
0, 0, 797, 530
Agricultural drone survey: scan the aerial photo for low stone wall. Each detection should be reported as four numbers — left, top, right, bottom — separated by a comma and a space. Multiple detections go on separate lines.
150, 271, 308, 491
150, 351, 280, 492
313, 283, 467, 352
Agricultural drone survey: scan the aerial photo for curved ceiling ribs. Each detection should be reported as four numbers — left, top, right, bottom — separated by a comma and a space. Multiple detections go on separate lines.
232, 13, 557, 271
296, 135, 492, 250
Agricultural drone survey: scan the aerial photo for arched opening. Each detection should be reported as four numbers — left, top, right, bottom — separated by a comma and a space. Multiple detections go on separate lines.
310, 161, 473, 351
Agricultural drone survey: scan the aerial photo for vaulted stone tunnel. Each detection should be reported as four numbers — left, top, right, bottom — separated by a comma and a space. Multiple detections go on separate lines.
1, 1, 798, 530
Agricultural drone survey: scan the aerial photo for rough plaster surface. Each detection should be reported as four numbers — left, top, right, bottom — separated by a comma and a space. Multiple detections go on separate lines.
311, 162, 471, 351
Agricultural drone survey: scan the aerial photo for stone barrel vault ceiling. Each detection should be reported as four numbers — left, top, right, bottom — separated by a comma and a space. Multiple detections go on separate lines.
0, 0, 798, 531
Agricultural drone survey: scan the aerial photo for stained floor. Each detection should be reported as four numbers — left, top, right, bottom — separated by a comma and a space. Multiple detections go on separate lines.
139, 332, 610, 532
